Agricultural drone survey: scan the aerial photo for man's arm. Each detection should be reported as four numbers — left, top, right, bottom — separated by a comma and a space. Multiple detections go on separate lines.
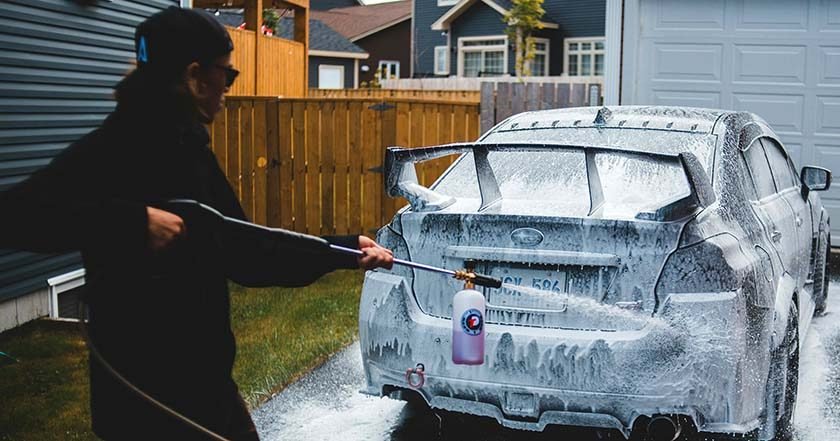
0, 131, 181, 254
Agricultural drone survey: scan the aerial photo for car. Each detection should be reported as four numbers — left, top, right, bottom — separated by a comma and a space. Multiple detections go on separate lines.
358, 106, 832, 441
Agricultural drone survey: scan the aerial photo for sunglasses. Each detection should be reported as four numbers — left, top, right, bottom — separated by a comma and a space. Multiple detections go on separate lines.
209, 64, 239, 88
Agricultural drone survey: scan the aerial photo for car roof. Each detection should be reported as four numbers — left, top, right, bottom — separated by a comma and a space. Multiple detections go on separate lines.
486, 106, 730, 135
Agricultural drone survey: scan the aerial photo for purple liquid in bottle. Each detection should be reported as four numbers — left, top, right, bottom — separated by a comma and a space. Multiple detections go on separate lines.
452, 287, 485, 365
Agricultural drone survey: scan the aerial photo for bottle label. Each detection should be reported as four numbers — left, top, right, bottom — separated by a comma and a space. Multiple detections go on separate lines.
460, 308, 483, 336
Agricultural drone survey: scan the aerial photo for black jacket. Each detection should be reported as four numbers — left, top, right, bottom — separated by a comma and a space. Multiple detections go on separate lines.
0, 93, 359, 439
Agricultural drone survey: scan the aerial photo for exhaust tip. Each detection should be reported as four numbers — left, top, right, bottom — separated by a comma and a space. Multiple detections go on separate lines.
647, 415, 682, 441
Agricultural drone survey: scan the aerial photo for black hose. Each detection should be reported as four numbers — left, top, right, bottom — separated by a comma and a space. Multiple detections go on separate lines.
77, 301, 232, 441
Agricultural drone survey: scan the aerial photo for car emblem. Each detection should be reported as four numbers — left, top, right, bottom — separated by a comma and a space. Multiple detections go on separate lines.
511, 228, 544, 247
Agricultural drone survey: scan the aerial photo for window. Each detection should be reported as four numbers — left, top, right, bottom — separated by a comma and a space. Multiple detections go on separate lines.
458, 36, 507, 77
761, 138, 798, 191
434, 46, 449, 75
528, 39, 550, 76
565, 37, 605, 76
438, 0, 458, 6
743, 139, 776, 199
378, 60, 400, 80
318, 65, 344, 89
434, 150, 690, 219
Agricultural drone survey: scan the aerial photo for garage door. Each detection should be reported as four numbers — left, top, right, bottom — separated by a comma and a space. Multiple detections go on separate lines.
620, 0, 840, 242
0, 0, 179, 302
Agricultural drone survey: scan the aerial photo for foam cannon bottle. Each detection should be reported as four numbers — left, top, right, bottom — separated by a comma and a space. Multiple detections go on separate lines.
452, 262, 486, 365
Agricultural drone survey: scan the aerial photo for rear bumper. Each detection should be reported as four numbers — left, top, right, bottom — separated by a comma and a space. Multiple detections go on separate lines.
359, 271, 770, 437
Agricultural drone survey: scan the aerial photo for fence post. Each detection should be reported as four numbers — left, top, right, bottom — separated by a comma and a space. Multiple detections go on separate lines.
480, 82, 495, 135
589, 84, 602, 106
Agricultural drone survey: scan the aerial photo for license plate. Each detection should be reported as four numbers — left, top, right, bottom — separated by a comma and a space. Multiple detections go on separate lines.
486, 264, 568, 311
503, 391, 537, 416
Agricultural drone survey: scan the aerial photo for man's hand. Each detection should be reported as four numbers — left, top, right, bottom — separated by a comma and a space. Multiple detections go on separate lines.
357, 236, 394, 270
147, 207, 186, 251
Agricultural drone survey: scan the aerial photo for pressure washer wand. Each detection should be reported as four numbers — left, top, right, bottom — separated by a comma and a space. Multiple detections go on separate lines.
329, 244, 503, 288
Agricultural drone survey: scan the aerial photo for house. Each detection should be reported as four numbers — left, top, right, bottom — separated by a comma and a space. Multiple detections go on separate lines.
279, 18, 369, 89
214, 10, 369, 89
413, 0, 606, 78
312, 1, 411, 85
610, 0, 840, 242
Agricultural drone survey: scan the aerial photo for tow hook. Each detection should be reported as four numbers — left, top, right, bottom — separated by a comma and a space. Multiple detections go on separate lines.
405, 363, 425, 389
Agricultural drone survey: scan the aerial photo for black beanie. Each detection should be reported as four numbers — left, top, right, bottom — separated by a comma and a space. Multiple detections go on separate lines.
135, 6, 234, 74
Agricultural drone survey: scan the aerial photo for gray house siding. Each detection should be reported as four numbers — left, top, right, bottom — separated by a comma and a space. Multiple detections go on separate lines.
309, 56, 355, 88
0, 0, 180, 302
414, 0, 605, 77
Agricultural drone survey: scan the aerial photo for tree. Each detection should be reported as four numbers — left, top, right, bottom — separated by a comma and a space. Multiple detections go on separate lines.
503, 0, 545, 77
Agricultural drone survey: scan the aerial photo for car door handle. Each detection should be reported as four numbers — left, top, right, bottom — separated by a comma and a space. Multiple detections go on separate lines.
796, 217, 803, 227
772, 231, 782, 242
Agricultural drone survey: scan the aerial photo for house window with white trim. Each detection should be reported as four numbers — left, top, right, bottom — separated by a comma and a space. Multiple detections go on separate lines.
434, 46, 449, 75
378, 60, 400, 80
565, 37, 605, 76
528, 39, 549, 76
459, 36, 507, 77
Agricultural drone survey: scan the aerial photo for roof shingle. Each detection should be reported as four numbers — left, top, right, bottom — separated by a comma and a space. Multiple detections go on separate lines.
311, 0, 411, 41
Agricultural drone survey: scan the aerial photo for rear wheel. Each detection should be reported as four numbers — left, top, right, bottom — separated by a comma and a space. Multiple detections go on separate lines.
814, 234, 829, 315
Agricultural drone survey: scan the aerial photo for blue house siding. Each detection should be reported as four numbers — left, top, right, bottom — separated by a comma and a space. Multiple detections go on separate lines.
414, 0, 605, 77
310, 56, 356, 88
450, 1, 506, 73
413, 0, 450, 77
543, 0, 605, 75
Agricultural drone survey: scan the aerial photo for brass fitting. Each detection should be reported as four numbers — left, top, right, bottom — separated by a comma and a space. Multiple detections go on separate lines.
454, 270, 476, 290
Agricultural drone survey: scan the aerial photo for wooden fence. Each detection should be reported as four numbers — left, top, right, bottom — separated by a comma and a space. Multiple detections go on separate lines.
307, 88, 480, 103
209, 97, 480, 236
480, 82, 603, 133
226, 27, 306, 97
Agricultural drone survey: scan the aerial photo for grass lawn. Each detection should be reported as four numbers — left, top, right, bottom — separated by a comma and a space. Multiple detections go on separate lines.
0, 269, 364, 441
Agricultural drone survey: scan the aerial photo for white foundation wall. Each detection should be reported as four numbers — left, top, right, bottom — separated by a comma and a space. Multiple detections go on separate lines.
0, 288, 50, 333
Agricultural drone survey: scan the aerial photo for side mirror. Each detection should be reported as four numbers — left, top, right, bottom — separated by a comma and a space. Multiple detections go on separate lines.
800, 166, 832, 192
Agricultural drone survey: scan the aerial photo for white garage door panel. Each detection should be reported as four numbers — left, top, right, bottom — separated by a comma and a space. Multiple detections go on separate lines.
654, 44, 723, 81
736, 0, 808, 30
820, 47, 840, 84
734, 45, 806, 83
624, 0, 840, 242
653, 0, 724, 30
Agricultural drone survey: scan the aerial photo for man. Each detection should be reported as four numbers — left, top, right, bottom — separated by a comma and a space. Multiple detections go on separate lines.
0, 7, 392, 440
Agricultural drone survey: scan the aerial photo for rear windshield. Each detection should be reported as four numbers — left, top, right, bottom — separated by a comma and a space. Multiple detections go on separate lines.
433, 149, 691, 219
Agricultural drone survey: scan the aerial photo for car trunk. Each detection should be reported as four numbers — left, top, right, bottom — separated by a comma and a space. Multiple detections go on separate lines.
399, 209, 686, 331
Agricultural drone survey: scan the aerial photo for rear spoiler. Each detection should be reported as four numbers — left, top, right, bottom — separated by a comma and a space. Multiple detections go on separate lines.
385, 142, 715, 216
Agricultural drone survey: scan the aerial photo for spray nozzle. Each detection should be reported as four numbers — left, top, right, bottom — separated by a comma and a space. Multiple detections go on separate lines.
453, 269, 503, 289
